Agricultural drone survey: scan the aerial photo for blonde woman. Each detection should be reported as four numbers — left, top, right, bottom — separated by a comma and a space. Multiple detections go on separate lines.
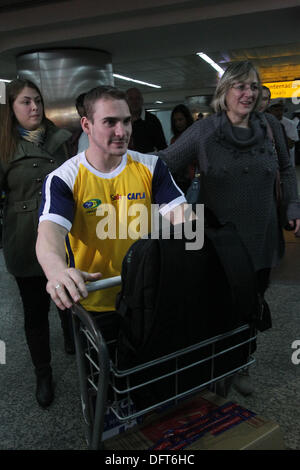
157, 61, 300, 395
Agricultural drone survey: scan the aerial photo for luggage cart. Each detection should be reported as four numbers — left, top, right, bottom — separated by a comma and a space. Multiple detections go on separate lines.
71, 276, 257, 450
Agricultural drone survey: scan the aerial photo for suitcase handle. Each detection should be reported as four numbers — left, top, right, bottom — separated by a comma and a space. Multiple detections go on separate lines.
85, 275, 121, 293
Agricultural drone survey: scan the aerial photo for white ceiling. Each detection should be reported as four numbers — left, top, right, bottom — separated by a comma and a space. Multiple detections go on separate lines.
1, 0, 300, 109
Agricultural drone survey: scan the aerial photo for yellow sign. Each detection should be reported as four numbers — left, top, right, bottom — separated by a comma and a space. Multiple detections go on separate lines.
263, 81, 300, 100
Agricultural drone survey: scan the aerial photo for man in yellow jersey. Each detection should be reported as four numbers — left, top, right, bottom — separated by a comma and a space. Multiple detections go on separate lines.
36, 86, 188, 312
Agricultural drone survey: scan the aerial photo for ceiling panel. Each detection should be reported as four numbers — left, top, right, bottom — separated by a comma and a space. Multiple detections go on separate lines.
1, 2, 300, 110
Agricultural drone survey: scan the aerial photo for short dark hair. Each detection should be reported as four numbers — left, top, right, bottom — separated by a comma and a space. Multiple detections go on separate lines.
75, 93, 86, 117
84, 86, 127, 122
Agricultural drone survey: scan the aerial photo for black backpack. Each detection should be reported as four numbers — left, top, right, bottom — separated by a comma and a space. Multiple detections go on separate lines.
114, 221, 260, 408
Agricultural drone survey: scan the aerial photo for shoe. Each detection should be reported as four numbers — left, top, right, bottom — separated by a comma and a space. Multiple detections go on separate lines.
63, 333, 75, 355
36, 373, 54, 408
232, 368, 253, 396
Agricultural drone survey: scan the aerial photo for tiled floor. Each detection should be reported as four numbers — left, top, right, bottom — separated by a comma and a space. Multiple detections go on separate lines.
226, 190, 300, 449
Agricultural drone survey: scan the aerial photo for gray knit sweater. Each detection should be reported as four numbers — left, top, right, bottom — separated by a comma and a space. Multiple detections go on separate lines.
157, 111, 300, 270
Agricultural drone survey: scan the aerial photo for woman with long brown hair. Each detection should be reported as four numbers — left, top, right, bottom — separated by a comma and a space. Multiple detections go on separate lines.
0, 79, 72, 408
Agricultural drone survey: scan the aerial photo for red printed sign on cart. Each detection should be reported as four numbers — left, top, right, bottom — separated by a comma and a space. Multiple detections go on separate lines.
141, 396, 256, 451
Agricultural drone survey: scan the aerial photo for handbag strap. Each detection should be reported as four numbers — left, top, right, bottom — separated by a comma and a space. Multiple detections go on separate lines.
265, 118, 275, 144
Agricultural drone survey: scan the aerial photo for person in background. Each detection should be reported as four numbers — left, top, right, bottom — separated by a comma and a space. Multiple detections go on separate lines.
126, 87, 167, 153
260, 89, 291, 155
267, 98, 299, 166
156, 61, 300, 395
69, 92, 88, 155
170, 104, 194, 144
170, 104, 195, 193
0, 79, 73, 408
292, 109, 300, 165
258, 85, 271, 112
260, 87, 291, 154
292, 109, 300, 128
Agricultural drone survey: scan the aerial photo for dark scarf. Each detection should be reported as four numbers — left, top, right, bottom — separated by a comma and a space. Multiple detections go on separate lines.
217, 111, 266, 149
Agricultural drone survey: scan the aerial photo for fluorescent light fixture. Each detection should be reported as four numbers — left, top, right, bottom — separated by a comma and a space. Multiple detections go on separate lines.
196, 53, 224, 76
0, 79, 12, 82
155, 100, 163, 104
113, 73, 161, 89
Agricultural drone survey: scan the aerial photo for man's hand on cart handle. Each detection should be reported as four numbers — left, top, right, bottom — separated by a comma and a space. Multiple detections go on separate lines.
46, 268, 102, 310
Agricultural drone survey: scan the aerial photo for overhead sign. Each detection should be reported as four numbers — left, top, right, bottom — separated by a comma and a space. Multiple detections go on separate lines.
263, 81, 300, 102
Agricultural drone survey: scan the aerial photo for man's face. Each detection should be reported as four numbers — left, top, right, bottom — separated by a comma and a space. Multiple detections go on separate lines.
82, 98, 132, 158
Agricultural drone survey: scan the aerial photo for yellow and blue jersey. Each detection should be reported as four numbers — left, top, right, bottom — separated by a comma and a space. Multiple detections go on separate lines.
39, 151, 185, 311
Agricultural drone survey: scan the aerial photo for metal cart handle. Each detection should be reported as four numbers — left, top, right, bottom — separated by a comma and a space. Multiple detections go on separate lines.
85, 275, 121, 293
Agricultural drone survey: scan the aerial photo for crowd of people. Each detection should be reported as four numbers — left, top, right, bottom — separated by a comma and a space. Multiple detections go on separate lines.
1, 60, 300, 410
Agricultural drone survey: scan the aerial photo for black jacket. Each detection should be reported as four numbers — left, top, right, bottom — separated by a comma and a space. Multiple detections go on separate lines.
129, 111, 167, 153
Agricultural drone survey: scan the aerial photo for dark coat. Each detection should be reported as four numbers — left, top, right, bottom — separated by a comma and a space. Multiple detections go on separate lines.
157, 111, 300, 271
0, 121, 71, 277
128, 111, 167, 153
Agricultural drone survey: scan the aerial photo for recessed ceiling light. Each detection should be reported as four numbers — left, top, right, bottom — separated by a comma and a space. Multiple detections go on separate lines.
155, 101, 163, 104
113, 73, 161, 89
196, 53, 224, 76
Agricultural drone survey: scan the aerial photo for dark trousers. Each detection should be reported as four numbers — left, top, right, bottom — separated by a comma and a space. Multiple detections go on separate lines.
15, 276, 72, 376
256, 267, 271, 297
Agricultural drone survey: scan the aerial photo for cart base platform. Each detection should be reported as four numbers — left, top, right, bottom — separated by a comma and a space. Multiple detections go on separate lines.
103, 389, 285, 451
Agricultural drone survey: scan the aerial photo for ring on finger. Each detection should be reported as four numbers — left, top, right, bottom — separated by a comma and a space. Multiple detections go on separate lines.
55, 283, 61, 290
